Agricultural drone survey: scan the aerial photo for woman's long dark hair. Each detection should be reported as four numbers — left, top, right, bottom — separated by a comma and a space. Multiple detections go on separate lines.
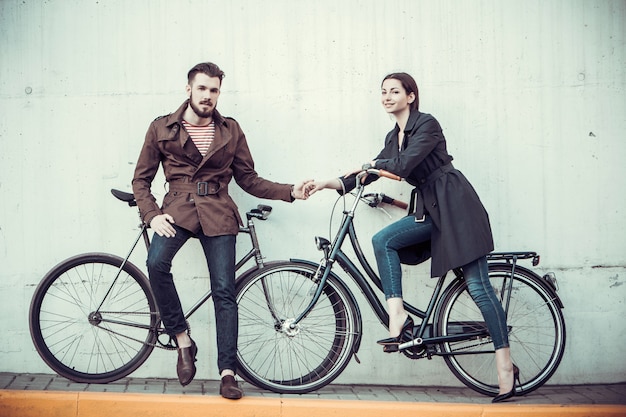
382, 72, 419, 111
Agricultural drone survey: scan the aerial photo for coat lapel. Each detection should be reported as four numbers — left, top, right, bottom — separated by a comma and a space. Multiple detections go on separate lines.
193, 111, 232, 174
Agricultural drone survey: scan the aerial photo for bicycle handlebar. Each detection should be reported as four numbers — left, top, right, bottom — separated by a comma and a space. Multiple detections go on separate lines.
368, 168, 402, 182
379, 193, 409, 210
356, 169, 408, 210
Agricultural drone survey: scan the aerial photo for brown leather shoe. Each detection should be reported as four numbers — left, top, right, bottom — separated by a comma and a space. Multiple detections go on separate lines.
220, 375, 243, 399
176, 339, 197, 386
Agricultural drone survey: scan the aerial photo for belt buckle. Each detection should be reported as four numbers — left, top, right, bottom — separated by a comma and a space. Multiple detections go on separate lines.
415, 215, 426, 223
197, 181, 209, 196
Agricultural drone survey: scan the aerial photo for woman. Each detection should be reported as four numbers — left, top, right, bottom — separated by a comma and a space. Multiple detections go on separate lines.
305, 72, 519, 402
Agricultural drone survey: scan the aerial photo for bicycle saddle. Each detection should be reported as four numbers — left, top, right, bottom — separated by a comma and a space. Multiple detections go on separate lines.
111, 189, 137, 207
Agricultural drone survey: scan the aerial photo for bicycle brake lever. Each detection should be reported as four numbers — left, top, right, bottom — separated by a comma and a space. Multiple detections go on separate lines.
361, 193, 381, 208
377, 206, 392, 219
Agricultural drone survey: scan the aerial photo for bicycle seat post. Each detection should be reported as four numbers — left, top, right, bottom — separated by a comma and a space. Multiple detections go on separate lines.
246, 215, 264, 268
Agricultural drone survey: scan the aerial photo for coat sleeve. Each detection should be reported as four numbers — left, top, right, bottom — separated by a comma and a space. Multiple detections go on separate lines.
374, 116, 442, 178
229, 122, 293, 202
131, 122, 163, 225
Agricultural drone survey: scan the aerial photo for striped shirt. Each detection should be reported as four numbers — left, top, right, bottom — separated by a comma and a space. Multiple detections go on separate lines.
182, 120, 215, 156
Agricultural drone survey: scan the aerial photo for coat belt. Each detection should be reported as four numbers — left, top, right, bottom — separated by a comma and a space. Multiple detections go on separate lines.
408, 163, 455, 221
168, 181, 223, 196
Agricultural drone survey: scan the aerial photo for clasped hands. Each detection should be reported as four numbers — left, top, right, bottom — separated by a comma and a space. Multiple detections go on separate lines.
299, 163, 375, 199
291, 179, 334, 199
151, 164, 372, 237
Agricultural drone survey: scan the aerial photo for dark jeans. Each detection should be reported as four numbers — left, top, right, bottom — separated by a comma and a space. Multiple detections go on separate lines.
147, 225, 238, 374
372, 215, 509, 350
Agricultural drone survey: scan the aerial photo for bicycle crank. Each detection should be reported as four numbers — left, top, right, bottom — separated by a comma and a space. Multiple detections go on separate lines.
400, 337, 428, 359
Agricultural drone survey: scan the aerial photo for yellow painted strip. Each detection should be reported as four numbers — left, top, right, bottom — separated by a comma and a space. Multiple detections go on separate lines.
1, 390, 625, 417
0, 391, 78, 417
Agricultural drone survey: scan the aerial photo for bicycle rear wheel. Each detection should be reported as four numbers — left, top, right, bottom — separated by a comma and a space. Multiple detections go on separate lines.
435, 264, 566, 396
29, 253, 158, 383
235, 261, 360, 393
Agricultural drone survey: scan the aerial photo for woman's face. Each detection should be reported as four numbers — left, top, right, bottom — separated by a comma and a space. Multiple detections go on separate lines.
381, 78, 415, 115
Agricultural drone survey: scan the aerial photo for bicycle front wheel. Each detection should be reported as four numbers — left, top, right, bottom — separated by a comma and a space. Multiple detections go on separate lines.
235, 261, 360, 393
29, 253, 158, 383
436, 264, 566, 396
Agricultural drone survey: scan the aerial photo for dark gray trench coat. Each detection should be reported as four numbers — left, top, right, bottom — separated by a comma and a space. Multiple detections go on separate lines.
340, 110, 494, 277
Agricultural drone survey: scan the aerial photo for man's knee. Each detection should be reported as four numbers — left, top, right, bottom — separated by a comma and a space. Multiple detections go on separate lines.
147, 253, 171, 275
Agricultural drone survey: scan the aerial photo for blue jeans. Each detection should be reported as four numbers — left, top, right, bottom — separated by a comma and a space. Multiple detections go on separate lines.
372, 215, 509, 350
147, 225, 238, 374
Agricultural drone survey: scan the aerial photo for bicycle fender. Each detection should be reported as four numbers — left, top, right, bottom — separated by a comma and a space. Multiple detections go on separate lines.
489, 263, 565, 309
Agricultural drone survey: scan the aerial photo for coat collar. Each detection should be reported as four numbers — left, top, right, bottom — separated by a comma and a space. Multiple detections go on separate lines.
404, 110, 422, 133
163, 100, 227, 127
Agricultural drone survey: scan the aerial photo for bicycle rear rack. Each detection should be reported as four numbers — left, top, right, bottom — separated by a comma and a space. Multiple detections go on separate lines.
487, 251, 540, 266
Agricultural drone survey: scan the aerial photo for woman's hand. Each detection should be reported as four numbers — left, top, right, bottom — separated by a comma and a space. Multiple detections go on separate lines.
343, 161, 377, 181
304, 178, 342, 197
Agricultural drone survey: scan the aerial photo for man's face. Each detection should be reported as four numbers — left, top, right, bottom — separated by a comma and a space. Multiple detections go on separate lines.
186, 73, 221, 119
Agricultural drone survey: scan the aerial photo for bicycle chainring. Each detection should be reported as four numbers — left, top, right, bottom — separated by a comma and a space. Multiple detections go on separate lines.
401, 344, 428, 360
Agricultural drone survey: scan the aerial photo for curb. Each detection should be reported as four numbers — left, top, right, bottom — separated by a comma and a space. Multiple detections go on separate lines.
2, 390, 626, 417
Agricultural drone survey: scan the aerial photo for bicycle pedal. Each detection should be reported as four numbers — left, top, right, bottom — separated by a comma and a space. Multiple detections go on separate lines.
382, 344, 399, 353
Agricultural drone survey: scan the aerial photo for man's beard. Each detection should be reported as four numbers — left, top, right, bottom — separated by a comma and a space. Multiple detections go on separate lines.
190, 98, 214, 119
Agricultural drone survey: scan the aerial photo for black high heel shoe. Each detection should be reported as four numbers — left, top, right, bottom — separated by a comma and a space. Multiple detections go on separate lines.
377, 316, 414, 352
492, 364, 521, 403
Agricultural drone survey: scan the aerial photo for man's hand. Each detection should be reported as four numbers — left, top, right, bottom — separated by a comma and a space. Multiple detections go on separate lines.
291, 179, 314, 200
150, 213, 176, 238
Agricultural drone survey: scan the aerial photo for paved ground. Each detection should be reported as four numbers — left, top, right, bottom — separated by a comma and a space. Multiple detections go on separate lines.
2, 372, 626, 417
1, 372, 625, 405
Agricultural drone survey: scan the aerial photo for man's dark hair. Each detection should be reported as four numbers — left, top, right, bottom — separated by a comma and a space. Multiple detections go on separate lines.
187, 62, 225, 85
382, 72, 419, 111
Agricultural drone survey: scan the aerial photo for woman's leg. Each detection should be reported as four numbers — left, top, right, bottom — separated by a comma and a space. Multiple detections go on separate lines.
385, 298, 407, 337
462, 256, 515, 394
372, 216, 432, 337
495, 347, 515, 395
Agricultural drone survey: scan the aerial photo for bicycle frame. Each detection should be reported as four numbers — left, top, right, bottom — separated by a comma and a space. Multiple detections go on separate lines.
181, 216, 267, 321
291, 172, 531, 354
95, 197, 270, 343
292, 177, 448, 327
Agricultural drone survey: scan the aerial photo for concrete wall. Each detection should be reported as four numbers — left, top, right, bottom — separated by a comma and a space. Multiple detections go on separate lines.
1, 0, 624, 387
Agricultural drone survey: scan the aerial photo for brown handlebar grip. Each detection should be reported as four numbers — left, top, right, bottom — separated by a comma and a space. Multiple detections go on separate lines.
377, 169, 402, 181
381, 194, 408, 210
391, 199, 408, 210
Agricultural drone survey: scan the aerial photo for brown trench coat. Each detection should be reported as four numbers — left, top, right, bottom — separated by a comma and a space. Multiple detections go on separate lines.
132, 100, 293, 236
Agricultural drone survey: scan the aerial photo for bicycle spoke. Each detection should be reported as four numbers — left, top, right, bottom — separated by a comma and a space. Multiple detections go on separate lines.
30, 254, 157, 383
437, 265, 565, 396
236, 262, 358, 393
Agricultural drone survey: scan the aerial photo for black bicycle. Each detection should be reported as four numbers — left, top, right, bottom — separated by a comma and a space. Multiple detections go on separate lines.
233, 169, 566, 396
29, 189, 284, 384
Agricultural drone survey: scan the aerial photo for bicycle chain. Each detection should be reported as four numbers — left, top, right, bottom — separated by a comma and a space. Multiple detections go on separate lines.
439, 338, 493, 355
402, 337, 492, 360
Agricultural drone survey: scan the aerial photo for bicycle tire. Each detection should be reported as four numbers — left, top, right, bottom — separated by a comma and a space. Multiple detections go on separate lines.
235, 261, 360, 393
435, 263, 566, 396
29, 253, 158, 383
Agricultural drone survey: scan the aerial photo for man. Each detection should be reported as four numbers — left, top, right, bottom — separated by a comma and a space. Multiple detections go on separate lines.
132, 62, 308, 399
